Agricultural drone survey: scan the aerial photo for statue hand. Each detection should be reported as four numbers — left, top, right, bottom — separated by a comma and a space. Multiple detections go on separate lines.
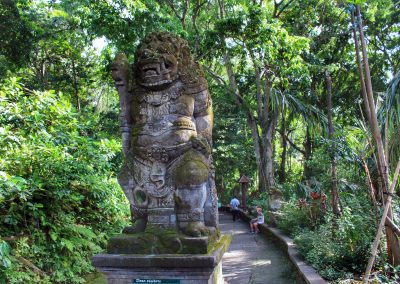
191, 136, 211, 157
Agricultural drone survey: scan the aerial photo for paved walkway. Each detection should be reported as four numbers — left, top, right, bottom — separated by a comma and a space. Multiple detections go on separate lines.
219, 212, 298, 284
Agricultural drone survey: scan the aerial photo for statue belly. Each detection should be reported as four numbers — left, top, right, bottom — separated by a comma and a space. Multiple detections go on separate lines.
135, 113, 197, 148
137, 129, 195, 146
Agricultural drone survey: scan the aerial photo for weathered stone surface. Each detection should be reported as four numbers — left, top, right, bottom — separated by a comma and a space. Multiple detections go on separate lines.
111, 32, 218, 243
93, 235, 231, 284
107, 233, 210, 254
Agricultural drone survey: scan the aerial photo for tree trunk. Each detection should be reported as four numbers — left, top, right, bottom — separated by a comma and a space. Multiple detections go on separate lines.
351, 9, 371, 125
279, 110, 287, 183
364, 160, 400, 282
222, 50, 265, 192
219, 0, 277, 194
355, 5, 400, 267
386, 217, 400, 238
262, 111, 279, 189
265, 137, 275, 188
302, 127, 312, 181
326, 71, 340, 216
362, 158, 377, 205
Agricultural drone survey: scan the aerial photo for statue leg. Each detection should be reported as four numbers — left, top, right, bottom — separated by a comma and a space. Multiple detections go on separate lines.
118, 162, 147, 233
173, 150, 210, 237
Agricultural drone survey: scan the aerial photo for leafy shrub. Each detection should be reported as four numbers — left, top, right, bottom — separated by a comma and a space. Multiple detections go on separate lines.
276, 174, 376, 282
246, 191, 271, 221
294, 206, 376, 281
277, 200, 311, 236
0, 78, 129, 283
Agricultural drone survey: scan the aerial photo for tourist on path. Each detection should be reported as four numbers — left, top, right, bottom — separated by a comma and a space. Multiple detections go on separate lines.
250, 206, 264, 234
230, 196, 240, 221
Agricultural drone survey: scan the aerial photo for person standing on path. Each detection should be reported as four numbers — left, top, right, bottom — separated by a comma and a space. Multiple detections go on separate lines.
250, 206, 264, 234
230, 196, 240, 221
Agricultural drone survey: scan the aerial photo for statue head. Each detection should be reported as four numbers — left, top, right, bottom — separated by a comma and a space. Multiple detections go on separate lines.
134, 32, 201, 89
111, 53, 129, 86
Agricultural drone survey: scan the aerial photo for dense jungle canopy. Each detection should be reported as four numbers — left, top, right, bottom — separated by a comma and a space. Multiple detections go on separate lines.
0, 0, 400, 283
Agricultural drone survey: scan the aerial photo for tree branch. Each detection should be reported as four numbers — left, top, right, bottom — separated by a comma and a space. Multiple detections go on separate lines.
275, 0, 295, 18
192, 0, 207, 51
203, 65, 226, 85
162, 0, 187, 28
16, 256, 46, 276
277, 129, 306, 155
181, 0, 190, 28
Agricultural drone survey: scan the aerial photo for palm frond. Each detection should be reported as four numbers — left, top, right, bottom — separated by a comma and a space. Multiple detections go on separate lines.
283, 91, 328, 132
378, 73, 400, 170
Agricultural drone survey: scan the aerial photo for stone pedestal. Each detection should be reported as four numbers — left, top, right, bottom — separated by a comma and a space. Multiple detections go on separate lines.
93, 235, 231, 284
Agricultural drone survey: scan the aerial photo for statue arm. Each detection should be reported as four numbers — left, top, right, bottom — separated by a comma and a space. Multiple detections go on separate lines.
111, 53, 133, 156
193, 89, 213, 156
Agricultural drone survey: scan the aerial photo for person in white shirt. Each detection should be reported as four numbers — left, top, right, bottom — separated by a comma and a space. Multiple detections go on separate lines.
250, 206, 264, 234
230, 196, 240, 221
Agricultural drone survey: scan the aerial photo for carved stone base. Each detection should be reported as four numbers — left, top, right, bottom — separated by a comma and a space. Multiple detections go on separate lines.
107, 234, 209, 254
93, 235, 231, 284
107, 224, 220, 254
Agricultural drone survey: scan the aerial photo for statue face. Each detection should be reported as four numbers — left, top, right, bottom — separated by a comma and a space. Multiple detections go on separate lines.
136, 47, 179, 88
134, 33, 199, 90
111, 64, 126, 86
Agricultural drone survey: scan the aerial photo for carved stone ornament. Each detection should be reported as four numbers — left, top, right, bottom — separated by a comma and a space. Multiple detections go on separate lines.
110, 32, 219, 253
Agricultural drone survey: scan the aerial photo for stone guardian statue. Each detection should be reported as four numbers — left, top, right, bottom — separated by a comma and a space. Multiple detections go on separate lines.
110, 32, 218, 247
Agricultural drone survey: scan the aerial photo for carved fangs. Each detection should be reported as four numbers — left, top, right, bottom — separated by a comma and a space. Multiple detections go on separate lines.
139, 59, 176, 88
142, 63, 161, 77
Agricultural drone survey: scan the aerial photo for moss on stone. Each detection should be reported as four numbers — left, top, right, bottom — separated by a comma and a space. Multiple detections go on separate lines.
174, 150, 209, 187
107, 224, 226, 254
207, 234, 232, 255
130, 123, 145, 146
113, 53, 130, 72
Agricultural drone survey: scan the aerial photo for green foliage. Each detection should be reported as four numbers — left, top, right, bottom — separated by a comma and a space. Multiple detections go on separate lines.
294, 205, 376, 281
372, 264, 400, 283
277, 200, 311, 236
0, 0, 33, 74
212, 85, 257, 201
0, 78, 129, 283
346, 0, 367, 4
277, 172, 377, 281
247, 191, 269, 211
274, 123, 377, 281
378, 73, 400, 171
0, 240, 12, 281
